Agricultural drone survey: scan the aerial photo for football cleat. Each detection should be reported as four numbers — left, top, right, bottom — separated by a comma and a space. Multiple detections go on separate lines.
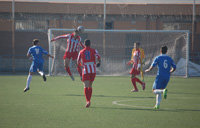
154, 105, 160, 109
24, 87, 30, 92
43, 74, 47, 82
85, 102, 91, 108
131, 89, 138, 92
163, 89, 168, 99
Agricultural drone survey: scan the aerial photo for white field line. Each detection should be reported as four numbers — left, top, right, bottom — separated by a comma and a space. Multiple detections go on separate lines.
112, 99, 200, 110
112, 99, 153, 109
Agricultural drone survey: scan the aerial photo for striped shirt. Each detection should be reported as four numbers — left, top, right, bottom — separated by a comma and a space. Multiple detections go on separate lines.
132, 49, 141, 65
131, 48, 145, 62
77, 47, 101, 74
52, 33, 84, 53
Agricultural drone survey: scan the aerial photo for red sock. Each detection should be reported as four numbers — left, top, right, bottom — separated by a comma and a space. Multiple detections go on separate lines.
77, 66, 82, 77
65, 67, 72, 76
131, 78, 138, 90
84, 87, 89, 102
135, 77, 143, 85
88, 87, 92, 102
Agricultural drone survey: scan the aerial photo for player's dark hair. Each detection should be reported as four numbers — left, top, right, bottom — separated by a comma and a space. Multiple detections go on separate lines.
84, 39, 91, 47
33, 39, 39, 45
161, 46, 168, 54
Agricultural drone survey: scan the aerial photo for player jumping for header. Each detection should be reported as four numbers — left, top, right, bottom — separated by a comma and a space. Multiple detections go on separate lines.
77, 39, 101, 108
128, 41, 145, 92
51, 27, 84, 81
145, 46, 176, 109
24, 39, 54, 92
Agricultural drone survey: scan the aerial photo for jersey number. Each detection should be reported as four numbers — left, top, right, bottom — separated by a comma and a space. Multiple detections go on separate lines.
85, 51, 91, 60
163, 60, 168, 69
35, 48, 40, 55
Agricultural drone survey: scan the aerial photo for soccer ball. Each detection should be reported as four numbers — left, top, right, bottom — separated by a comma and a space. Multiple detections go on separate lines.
77, 26, 85, 33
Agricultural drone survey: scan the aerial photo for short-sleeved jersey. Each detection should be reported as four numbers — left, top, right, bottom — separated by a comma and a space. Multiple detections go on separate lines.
132, 49, 141, 65
27, 46, 48, 63
151, 54, 176, 78
77, 47, 100, 74
53, 33, 84, 53
131, 48, 145, 61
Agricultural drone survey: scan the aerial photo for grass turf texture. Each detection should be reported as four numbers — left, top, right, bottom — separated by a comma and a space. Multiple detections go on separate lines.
0, 76, 200, 128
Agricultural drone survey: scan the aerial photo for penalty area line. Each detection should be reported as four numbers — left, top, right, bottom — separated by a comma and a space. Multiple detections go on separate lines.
112, 99, 153, 109
112, 99, 200, 111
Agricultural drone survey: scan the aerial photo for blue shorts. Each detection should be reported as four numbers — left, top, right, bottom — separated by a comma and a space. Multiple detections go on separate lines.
152, 75, 170, 89
29, 62, 43, 73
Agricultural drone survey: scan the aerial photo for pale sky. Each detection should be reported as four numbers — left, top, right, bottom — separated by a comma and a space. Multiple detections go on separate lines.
1, 0, 200, 4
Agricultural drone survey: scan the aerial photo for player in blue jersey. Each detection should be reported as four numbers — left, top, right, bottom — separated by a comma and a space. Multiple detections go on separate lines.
24, 39, 54, 92
145, 46, 176, 109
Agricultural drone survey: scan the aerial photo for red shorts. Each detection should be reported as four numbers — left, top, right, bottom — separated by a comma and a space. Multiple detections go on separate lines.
63, 51, 78, 60
130, 64, 140, 75
82, 73, 96, 82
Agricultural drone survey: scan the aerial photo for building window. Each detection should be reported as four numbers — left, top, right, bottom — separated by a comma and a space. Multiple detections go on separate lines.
163, 23, 180, 30
105, 21, 113, 29
163, 22, 193, 31
15, 20, 48, 31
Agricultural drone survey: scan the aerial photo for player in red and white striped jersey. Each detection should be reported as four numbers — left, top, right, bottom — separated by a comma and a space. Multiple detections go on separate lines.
77, 39, 101, 108
128, 42, 145, 92
51, 29, 84, 81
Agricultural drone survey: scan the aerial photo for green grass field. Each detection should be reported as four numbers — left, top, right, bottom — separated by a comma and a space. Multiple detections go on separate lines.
0, 75, 200, 128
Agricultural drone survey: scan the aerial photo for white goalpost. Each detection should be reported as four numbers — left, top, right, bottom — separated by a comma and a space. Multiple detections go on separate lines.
48, 28, 191, 77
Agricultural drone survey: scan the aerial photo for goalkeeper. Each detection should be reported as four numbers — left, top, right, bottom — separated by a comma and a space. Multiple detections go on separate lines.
131, 42, 145, 82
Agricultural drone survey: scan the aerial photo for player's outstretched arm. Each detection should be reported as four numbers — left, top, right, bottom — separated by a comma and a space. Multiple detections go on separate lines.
127, 60, 133, 65
51, 34, 68, 42
145, 66, 153, 73
47, 54, 54, 59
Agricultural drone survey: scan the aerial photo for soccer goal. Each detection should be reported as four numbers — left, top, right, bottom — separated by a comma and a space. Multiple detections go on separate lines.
48, 28, 192, 77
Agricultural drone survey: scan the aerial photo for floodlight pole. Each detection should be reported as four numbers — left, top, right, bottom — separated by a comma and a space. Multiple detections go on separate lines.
103, 0, 106, 56
192, 0, 196, 52
104, 0, 106, 28
186, 31, 190, 78
12, 0, 15, 73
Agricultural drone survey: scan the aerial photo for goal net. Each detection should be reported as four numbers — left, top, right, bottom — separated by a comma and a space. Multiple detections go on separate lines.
48, 29, 192, 77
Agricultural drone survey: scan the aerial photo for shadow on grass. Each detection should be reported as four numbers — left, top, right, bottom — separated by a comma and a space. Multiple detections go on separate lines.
64, 94, 154, 99
169, 91, 200, 96
64, 94, 200, 112
91, 106, 200, 112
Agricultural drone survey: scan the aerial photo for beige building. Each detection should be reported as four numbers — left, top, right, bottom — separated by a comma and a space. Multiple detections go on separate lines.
0, 1, 200, 72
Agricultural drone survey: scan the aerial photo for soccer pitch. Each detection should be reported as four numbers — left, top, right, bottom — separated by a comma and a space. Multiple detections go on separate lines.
0, 76, 200, 128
